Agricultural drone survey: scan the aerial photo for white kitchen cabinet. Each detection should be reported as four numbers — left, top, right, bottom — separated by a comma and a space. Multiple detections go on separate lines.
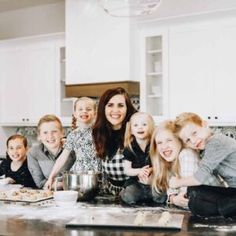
139, 29, 168, 123
169, 18, 236, 125
66, 0, 133, 84
0, 34, 72, 126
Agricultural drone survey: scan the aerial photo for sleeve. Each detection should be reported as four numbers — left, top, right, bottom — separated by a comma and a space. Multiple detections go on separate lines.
27, 148, 47, 188
64, 131, 75, 151
0, 159, 7, 176
179, 148, 199, 178
123, 148, 134, 162
194, 135, 232, 183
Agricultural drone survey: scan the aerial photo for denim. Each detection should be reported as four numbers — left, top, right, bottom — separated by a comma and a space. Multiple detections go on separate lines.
120, 182, 167, 205
187, 185, 236, 217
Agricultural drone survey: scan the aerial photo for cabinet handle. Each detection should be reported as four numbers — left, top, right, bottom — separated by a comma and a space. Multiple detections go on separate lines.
215, 116, 218, 120
26, 118, 29, 122
22, 118, 25, 121
207, 116, 211, 120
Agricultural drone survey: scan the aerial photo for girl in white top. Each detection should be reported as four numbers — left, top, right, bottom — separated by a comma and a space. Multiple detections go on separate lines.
150, 120, 199, 208
44, 97, 101, 190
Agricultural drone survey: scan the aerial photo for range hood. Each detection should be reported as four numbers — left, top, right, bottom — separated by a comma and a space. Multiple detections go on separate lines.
65, 81, 140, 98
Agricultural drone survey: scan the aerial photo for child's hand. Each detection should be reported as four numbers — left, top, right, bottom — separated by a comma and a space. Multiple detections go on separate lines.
0, 177, 15, 185
44, 178, 53, 190
169, 176, 180, 188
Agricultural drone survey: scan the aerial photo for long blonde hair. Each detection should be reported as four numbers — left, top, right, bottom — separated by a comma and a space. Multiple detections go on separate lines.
150, 120, 182, 193
124, 112, 155, 152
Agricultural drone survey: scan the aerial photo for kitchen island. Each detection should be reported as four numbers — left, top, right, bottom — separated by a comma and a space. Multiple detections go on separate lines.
0, 196, 235, 236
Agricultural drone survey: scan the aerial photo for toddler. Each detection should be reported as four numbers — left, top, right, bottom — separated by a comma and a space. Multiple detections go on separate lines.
0, 134, 36, 188
44, 97, 101, 189
120, 112, 164, 205
28, 115, 75, 189
169, 112, 236, 217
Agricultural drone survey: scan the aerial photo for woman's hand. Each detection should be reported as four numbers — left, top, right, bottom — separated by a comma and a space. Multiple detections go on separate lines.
138, 165, 151, 179
171, 192, 189, 208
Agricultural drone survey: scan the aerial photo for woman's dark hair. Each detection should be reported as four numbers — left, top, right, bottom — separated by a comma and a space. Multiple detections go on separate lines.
92, 87, 137, 159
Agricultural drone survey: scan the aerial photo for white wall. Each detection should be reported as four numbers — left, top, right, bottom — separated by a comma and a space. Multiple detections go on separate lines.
0, 2, 65, 40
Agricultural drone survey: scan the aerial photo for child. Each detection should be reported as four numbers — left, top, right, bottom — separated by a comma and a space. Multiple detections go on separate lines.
150, 120, 202, 208
44, 97, 101, 189
120, 112, 164, 205
169, 112, 236, 217
28, 115, 75, 189
0, 134, 36, 188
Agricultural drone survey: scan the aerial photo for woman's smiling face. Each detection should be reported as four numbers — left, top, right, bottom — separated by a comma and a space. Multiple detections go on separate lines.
105, 94, 127, 130
155, 129, 182, 162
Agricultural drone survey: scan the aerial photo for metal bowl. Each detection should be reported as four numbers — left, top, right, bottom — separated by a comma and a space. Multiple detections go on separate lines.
62, 171, 100, 201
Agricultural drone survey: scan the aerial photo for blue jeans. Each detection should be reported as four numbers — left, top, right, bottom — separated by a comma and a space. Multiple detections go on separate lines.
187, 185, 236, 217
120, 181, 166, 205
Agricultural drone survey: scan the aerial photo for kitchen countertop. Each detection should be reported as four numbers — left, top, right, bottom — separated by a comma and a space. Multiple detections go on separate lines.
0, 195, 236, 235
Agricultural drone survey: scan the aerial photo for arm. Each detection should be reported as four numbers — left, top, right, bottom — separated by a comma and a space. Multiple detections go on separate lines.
169, 175, 201, 188
123, 160, 150, 177
44, 149, 71, 189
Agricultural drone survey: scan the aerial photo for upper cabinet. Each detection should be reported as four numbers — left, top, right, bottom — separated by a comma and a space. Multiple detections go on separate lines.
66, 0, 135, 84
0, 34, 73, 126
168, 17, 236, 125
139, 28, 168, 123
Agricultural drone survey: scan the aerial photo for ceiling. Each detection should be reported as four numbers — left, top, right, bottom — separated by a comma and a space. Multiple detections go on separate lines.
1, 0, 236, 17
0, 0, 63, 13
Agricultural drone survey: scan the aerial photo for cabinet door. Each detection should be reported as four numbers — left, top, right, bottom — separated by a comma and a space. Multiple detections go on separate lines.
0, 48, 28, 123
27, 44, 56, 121
212, 25, 236, 123
0, 42, 56, 125
169, 27, 213, 120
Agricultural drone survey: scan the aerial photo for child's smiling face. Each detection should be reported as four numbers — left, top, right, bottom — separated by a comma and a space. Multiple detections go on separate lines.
38, 121, 63, 151
74, 100, 96, 126
155, 129, 182, 162
7, 138, 27, 162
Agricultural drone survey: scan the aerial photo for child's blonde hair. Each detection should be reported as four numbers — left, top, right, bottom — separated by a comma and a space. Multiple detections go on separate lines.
150, 120, 182, 193
175, 112, 203, 134
72, 97, 97, 130
37, 114, 63, 134
124, 112, 155, 151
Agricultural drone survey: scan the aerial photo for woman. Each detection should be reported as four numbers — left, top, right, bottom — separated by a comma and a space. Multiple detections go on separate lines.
92, 87, 137, 195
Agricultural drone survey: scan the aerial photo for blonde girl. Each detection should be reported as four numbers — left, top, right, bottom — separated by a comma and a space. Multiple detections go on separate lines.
120, 112, 165, 205
44, 97, 101, 190
150, 120, 199, 208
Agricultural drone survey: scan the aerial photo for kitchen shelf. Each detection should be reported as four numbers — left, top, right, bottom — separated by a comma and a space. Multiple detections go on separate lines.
147, 49, 162, 54
147, 72, 162, 76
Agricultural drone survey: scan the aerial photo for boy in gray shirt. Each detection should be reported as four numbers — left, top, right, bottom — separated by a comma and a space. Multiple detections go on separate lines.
169, 112, 236, 218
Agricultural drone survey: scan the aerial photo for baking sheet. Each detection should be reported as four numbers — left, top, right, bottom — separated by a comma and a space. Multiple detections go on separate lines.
0, 189, 53, 203
66, 208, 184, 229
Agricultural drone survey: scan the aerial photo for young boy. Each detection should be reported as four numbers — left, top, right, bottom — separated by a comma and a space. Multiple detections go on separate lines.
28, 115, 75, 189
169, 112, 236, 217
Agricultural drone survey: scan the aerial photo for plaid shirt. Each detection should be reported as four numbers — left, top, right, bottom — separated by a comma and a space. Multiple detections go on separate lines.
102, 149, 128, 182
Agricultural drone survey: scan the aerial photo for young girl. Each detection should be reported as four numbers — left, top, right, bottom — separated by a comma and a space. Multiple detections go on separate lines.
44, 97, 101, 189
120, 112, 156, 205
28, 115, 75, 189
0, 134, 36, 188
150, 120, 201, 208
92, 87, 137, 195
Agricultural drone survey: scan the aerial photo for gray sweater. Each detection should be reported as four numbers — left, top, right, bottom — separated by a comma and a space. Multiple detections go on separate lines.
194, 133, 236, 187
27, 143, 75, 188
